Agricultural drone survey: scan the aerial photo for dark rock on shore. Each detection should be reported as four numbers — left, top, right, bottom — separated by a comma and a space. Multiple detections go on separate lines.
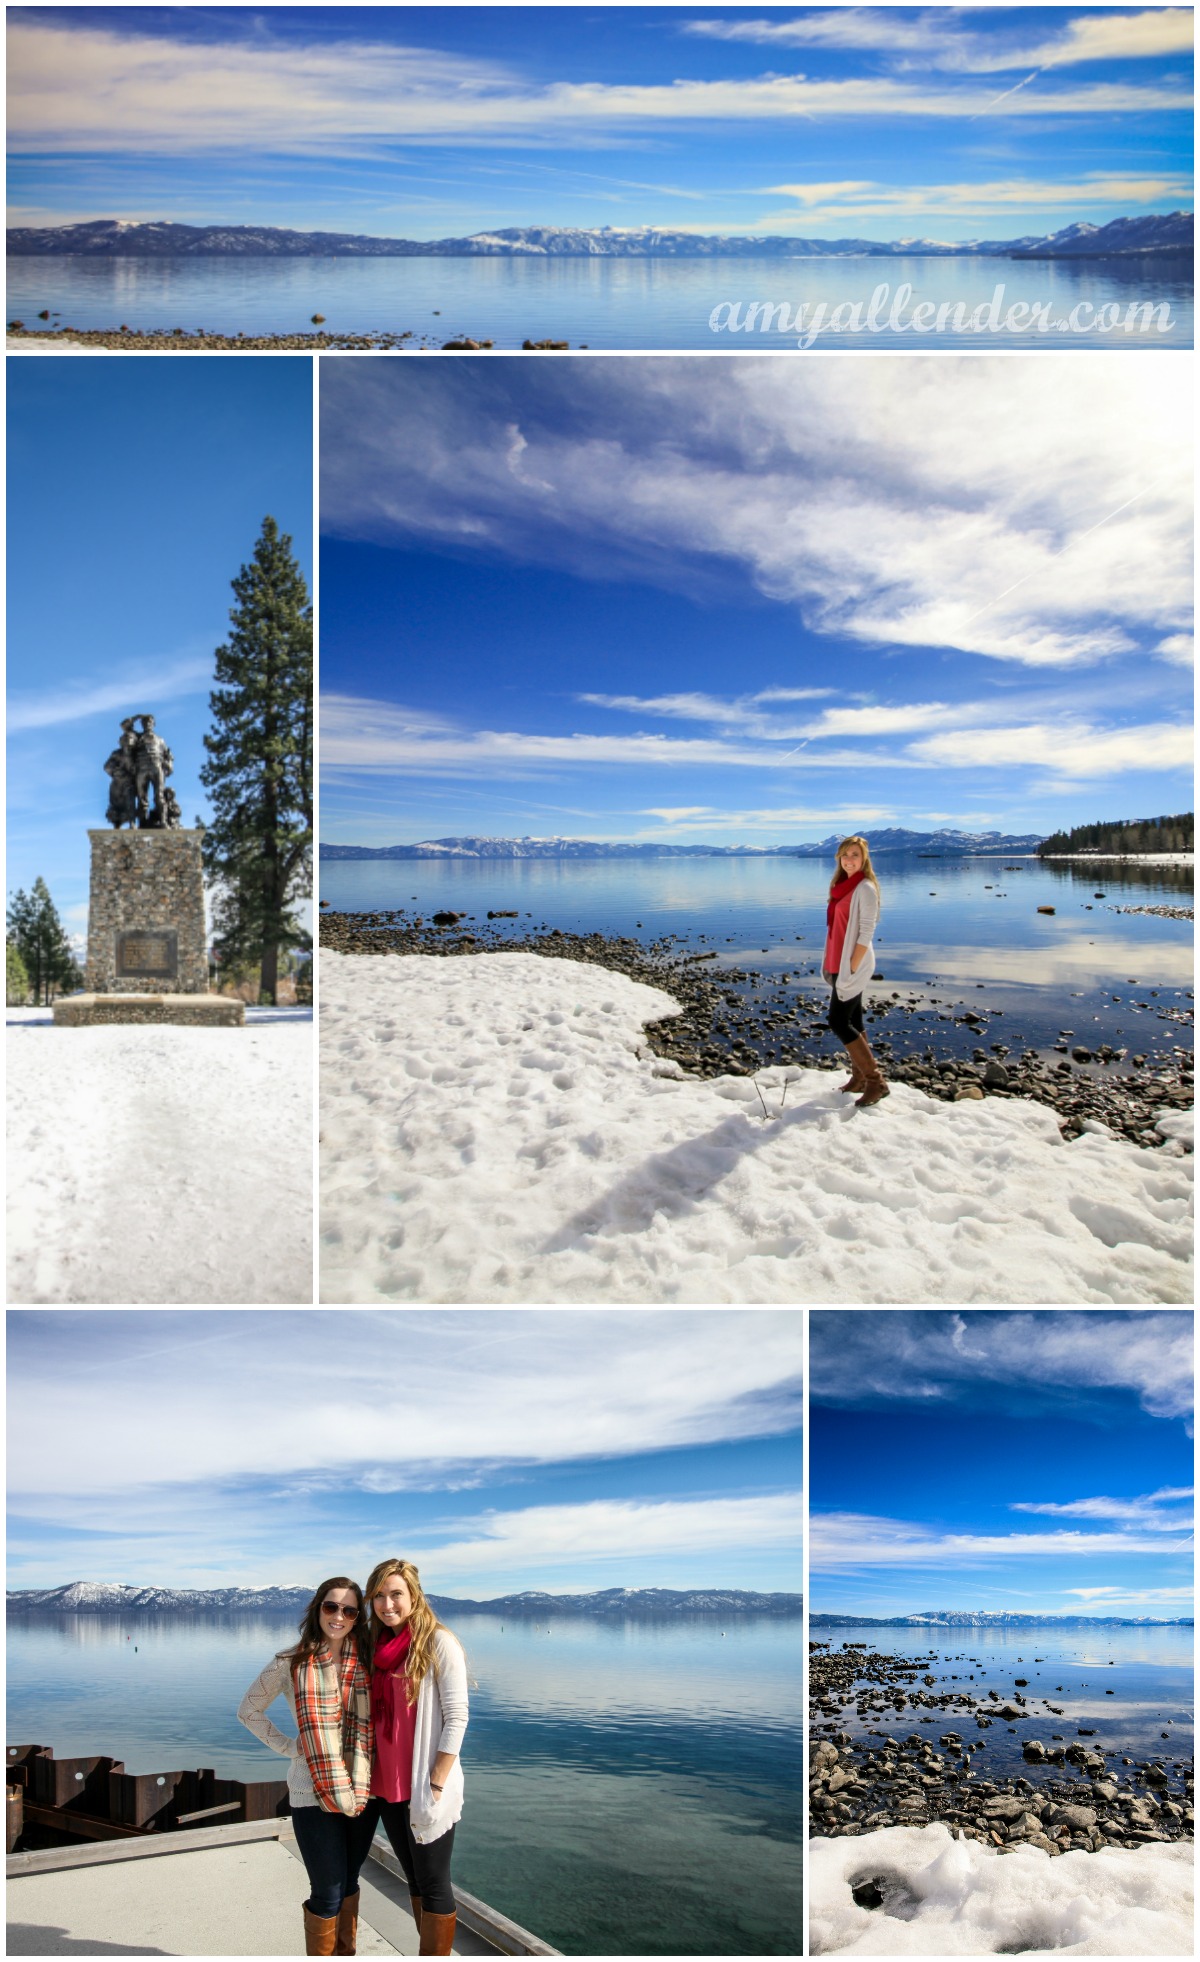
319, 911, 1193, 1153
810, 1645, 1194, 1854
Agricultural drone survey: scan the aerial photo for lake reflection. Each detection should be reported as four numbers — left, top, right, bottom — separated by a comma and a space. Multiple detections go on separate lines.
7, 1611, 801, 1955
320, 853, 1193, 1060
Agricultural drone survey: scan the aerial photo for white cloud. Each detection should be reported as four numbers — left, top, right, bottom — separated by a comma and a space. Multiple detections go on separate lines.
7, 19, 1191, 157
638, 803, 894, 833
6, 1308, 803, 1497
810, 1310, 1194, 1422
1010, 1488, 1194, 1531
409, 1493, 802, 1583
907, 720, 1194, 777
761, 171, 1192, 224
321, 360, 1192, 676
810, 1509, 1194, 1568
8, 655, 214, 731
1156, 633, 1194, 667
686, 9, 1194, 75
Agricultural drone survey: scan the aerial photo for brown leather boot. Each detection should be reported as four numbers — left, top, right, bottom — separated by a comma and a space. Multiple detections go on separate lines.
410, 1894, 423, 1938
304, 1905, 340, 1955
840, 1034, 872, 1093
418, 1909, 457, 1955
335, 1890, 360, 1956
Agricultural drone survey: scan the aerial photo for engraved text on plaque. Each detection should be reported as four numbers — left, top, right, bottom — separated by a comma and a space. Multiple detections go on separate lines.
116, 929, 179, 981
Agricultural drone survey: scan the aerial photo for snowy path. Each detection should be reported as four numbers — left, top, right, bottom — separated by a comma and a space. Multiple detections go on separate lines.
7, 1008, 313, 1303
809, 1824, 1193, 1955
318, 952, 1192, 1305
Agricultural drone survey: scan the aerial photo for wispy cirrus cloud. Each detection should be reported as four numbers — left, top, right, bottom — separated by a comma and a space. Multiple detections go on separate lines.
321, 360, 1192, 676
809, 1508, 1194, 1568
759, 170, 1192, 226
8, 17, 1192, 158
811, 1311, 1194, 1424
8, 653, 213, 731
1011, 1488, 1193, 1531
686, 8, 1194, 75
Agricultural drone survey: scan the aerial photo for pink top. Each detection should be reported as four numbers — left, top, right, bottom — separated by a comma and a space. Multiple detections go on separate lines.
824, 889, 852, 978
370, 1628, 417, 1803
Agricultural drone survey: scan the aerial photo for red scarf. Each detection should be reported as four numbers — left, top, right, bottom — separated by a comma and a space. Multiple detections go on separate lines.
826, 868, 866, 928
372, 1626, 413, 1745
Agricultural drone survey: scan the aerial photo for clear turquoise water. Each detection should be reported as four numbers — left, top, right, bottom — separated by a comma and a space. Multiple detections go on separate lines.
319, 852, 1194, 1061
6, 1610, 801, 1955
7, 253, 1193, 349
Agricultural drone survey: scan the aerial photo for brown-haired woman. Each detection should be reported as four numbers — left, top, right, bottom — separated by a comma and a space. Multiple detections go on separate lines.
363, 1558, 469, 1957
238, 1577, 374, 1956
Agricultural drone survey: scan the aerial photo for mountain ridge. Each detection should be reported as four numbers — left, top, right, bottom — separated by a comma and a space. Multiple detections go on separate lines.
6, 1581, 801, 1616
811, 1609, 1192, 1627
320, 828, 1046, 861
8, 212, 1192, 259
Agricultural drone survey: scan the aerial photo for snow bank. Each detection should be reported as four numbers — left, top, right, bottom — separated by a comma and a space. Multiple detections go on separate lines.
318, 952, 1192, 1304
7, 1007, 313, 1303
809, 1824, 1193, 1956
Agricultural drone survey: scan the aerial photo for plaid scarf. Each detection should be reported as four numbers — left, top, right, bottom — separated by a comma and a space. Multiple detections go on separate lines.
293, 1640, 373, 1816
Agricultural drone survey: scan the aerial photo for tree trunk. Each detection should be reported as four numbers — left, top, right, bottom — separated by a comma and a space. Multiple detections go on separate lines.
260, 941, 279, 1006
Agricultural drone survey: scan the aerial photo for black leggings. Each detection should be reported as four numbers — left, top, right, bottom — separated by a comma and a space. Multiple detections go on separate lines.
828, 985, 865, 1046
368, 1798, 457, 1916
291, 1804, 377, 1919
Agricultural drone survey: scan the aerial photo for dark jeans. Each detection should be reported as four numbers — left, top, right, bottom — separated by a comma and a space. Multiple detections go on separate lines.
367, 1798, 457, 1916
828, 984, 865, 1046
291, 1803, 377, 1919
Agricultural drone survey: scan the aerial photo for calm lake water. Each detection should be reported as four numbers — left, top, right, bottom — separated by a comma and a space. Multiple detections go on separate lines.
7, 1611, 801, 1956
319, 854, 1194, 1062
813, 1624, 1194, 1791
7, 253, 1193, 350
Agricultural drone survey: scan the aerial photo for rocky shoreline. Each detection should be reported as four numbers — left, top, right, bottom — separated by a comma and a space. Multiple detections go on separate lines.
811, 1646, 1194, 1858
319, 910, 1193, 1151
6, 325, 576, 352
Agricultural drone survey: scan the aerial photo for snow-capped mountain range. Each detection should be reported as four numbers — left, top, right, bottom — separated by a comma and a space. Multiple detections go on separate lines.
8, 1582, 802, 1616
811, 1609, 1193, 1627
320, 829, 1045, 861
8, 212, 1192, 259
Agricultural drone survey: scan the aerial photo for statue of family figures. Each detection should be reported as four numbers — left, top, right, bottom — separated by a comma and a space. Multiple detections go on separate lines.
104, 714, 181, 829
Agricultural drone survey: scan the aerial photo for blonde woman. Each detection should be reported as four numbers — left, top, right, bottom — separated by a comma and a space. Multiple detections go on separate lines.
822, 835, 887, 1107
237, 1578, 374, 1956
363, 1559, 469, 1957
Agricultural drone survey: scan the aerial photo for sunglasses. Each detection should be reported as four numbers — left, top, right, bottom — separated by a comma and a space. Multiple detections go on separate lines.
321, 1601, 359, 1620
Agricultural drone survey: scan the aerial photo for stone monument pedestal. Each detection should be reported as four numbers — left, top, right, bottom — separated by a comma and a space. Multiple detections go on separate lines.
53, 827, 245, 1028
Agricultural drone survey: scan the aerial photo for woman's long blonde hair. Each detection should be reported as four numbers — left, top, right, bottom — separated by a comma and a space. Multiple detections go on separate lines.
831, 834, 882, 906
364, 1558, 451, 1703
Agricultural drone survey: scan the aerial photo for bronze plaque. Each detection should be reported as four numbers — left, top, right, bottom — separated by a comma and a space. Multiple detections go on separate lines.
116, 929, 179, 980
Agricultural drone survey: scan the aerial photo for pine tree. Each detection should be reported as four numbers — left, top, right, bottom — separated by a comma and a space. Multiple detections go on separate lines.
6, 940, 30, 1005
200, 517, 313, 1005
6, 878, 80, 1004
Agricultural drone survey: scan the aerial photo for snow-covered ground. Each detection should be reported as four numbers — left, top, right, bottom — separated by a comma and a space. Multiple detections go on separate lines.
318, 952, 1192, 1305
809, 1824, 1193, 1956
7, 1006, 313, 1303
1041, 852, 1194, 866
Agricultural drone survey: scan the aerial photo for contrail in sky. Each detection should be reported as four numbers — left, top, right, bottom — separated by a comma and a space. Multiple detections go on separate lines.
971, 70, 1041, 119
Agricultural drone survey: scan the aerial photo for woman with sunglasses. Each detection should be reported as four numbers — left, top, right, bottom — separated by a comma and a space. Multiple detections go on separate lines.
238, 1577, 374, 1956
363, 1559, 469, 1957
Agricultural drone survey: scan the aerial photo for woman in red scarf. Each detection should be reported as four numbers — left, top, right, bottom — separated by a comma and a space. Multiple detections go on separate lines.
363, 1558, 469, 1957
822, 835, 888, 1106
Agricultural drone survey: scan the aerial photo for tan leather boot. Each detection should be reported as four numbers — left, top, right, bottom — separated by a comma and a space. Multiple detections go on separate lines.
418, 1909, 457, 1955
335, 1890, 360, 1956
304, 1905, 340, 1955
853, 1037, 890, 1107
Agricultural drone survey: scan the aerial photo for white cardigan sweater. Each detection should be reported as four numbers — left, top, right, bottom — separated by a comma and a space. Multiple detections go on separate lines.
823, 879, 879, 1002
238, 1628, 468, 1843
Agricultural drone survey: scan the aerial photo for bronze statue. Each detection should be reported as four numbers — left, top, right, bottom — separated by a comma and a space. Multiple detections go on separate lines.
104, 713, 180, 828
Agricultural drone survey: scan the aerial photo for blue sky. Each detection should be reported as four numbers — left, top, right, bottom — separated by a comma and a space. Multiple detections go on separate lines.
7, 6, 1193, 239
6, 1310, 803, 1594
320, 355, 1192, 848
6, 357, 312, 952
810, 1310, 1194, 1617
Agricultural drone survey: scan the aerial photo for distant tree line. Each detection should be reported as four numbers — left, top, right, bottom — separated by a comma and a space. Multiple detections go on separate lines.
1038, 812, 1193, 857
